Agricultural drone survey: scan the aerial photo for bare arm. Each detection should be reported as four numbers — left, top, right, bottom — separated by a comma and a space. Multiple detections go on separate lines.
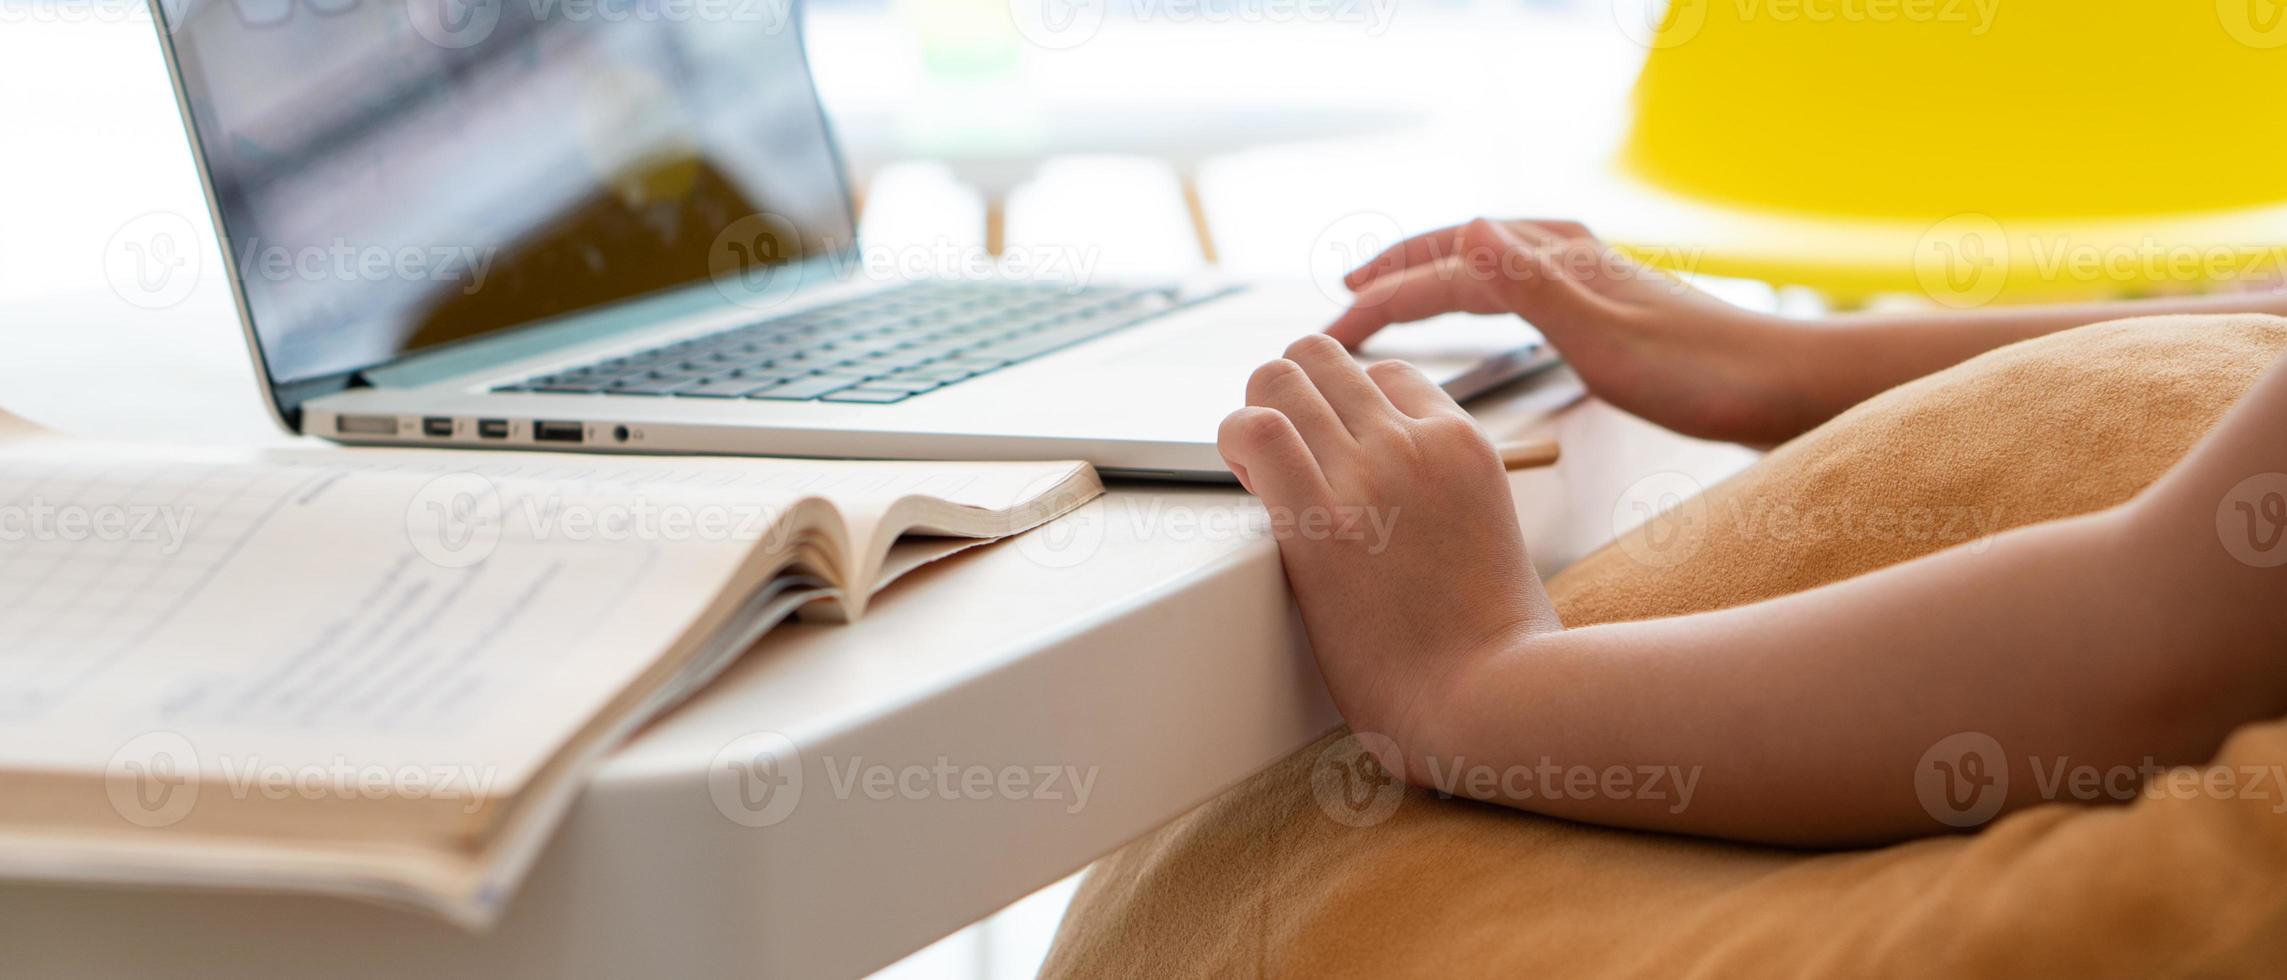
1221, 336, 2287, 847
1806, 291, 2287, 430
1328, 218, 2287, 444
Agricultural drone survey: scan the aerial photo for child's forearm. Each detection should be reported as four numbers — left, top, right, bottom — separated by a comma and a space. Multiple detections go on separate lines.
1408, 511, 2201, 845
1792, 292, 2287, 430
1404, 350, 2287, 845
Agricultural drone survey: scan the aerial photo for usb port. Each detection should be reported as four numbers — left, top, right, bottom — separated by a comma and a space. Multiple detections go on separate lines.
533, 420, 585, 443
421, 417, 455, 438
477, 419, 510, 439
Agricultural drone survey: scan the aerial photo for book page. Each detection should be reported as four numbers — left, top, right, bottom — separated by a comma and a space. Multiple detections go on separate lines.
0, 441, 1086, 804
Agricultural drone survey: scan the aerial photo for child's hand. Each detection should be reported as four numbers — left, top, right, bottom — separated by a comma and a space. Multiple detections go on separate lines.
1327, 218, 1816, 445
1219, 335, 1559, 768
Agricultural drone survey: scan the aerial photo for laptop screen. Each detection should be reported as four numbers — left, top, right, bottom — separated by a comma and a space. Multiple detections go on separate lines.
158, 0, 853, 393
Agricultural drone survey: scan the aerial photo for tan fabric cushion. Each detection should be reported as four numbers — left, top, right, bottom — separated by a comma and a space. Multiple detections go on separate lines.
1045, 314, 2287, 979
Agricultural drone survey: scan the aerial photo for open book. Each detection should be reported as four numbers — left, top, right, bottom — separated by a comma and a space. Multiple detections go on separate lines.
0, 433, 1099, 927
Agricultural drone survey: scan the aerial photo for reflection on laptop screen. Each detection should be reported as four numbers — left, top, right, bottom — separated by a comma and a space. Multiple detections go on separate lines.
161, 0, 853, 388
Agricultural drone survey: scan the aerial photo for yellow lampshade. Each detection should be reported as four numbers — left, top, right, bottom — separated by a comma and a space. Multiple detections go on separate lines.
1615, 1, 2287, 303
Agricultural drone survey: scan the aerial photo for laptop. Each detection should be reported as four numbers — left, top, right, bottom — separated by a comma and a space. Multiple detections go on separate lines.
149, 1, 1554, 479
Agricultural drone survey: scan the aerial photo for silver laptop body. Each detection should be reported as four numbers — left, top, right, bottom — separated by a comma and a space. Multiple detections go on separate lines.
151, 0, 1551, 479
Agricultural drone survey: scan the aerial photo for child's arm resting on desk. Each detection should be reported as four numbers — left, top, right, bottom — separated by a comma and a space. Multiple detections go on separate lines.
1222, 335, 2287, 846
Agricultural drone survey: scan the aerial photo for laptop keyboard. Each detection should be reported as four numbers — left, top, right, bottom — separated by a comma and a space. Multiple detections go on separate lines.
495, 281, 1190, 404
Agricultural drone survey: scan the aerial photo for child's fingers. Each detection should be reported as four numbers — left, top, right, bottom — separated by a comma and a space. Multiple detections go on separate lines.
1223, 450, 1255, 495
1364, 359, 1467, 420
1282, 334, 1400, 438
1457, 219, 1626, 336
1328, 221, 1625, 351
1217, 407, 1329, 504
1504, 218, 1599, 246
1342, 219, 1599, 292
1245, 358, 1353, 461
1324, 257, 1508, 349
1343, 224, 1469, 291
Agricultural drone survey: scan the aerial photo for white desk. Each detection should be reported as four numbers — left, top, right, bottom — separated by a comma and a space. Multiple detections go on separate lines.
0, 359, 1753, 980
